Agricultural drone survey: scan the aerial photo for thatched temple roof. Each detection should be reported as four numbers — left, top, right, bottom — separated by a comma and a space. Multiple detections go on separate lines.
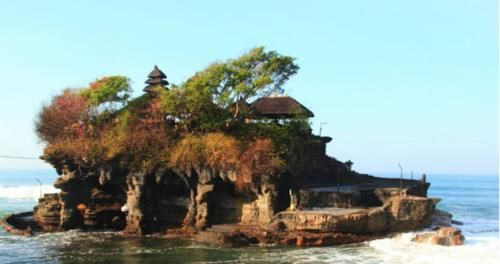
144, 65, 169, 93
249, 95, 314, 119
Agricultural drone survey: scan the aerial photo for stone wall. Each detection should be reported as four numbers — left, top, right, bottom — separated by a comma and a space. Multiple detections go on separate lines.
297, 189, 361, 209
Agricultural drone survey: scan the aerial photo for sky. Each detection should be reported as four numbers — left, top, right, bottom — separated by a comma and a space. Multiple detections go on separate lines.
0, 0, 497, 175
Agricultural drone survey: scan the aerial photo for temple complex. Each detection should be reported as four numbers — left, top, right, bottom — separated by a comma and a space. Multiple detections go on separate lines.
1, 65, 457, 247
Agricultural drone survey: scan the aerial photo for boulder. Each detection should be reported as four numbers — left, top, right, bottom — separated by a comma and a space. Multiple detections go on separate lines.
412, 227, 465, 246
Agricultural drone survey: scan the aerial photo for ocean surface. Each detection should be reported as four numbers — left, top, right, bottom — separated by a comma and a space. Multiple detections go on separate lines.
0, 170, 498, 264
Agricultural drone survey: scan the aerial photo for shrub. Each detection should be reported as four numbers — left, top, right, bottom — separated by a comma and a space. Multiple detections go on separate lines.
35, 89, 90, 144
169, 133, 240, 177
236, 139, 284, 190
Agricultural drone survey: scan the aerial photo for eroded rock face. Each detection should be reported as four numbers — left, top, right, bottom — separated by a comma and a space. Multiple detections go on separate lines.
388, 196, 436, 232
413, 227, 465, 246
270, 195, 436, 234
271, 209, 374, 233
241, 184, 278, 225
33, 194, 61, 231
32, 164, 127, 232
54, 168, 89, 230
125, 174, 147, 235
374, 188, 401, 204
194, 184, 214, 229
22, 133, 435, 247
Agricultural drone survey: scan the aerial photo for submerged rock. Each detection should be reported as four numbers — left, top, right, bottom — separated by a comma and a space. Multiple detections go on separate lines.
412, 227, 465, 246
429, 209, 453, 228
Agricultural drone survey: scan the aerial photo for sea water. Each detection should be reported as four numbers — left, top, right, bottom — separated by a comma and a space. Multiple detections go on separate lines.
0, 170, 498, 264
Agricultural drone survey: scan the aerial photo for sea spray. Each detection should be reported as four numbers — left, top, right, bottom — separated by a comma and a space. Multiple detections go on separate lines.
0, 185, 59, 200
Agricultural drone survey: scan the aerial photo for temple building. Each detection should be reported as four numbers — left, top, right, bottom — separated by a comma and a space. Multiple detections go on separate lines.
231, 94, 314, 122
144, 65, 169, 94
249, 95, 314, 119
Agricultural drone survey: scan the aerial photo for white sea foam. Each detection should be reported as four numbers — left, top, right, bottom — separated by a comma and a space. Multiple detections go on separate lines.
237, 232, 500, 263
0, 185, 60, 200
367, 232, 500, 264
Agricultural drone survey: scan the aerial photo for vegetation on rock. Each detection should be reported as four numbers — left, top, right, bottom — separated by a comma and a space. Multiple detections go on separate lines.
34, 47, 315, 230
36, 47, 304, 177
27, 47, 434, 239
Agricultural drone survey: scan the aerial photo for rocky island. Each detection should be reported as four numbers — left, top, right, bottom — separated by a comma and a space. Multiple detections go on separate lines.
1, 47, 463, 247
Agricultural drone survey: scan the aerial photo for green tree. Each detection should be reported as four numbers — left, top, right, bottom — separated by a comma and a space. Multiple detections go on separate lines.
159, 47, 299, 132
80, 75, 132, 114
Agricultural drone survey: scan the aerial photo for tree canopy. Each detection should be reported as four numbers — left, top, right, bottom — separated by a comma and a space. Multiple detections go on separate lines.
36, 47, 310, 187
80, 76, 131, 108
158, 46, 300, 132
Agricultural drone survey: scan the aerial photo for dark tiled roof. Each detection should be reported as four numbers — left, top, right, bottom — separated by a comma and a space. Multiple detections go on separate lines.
249, 96, 314, 118
144, 65, 169, 93
145, 79, 169, 85
148, 65, 167, 78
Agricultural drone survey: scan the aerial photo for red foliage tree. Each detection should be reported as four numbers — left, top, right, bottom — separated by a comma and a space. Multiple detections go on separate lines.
236, 139, 284, 191
35, 89, 90, 144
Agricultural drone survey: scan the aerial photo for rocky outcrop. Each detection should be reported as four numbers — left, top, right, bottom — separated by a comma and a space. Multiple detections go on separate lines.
387, 196, 436, 231
413, 227, 465, 246
124, 173, 146, 234
270, 195, 436, 234
33, 193, 61, 231
281, 232, 380, 247
191, 223, 381, 247
241, 184, 277, 225
374, 188, 402, 204
53, 167, 89, 229
194, 184, 214, 229
1, 212, 37, 236
32, 163, 127, 232
14, 126, 437, 248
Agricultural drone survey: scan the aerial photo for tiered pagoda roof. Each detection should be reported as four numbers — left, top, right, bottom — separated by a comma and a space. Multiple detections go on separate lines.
144, 65, 169, 94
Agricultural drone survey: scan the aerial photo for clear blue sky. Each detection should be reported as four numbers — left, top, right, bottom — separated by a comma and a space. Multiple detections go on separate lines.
0, 0, 497, 175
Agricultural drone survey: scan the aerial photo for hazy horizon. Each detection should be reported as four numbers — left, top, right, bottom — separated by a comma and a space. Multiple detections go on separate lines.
0, 0, 497, 174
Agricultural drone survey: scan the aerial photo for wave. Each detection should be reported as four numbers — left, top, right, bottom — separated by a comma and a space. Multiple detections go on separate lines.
1, 228, 498, 263
367, 232, 500, 264
0, 185, 60, 200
